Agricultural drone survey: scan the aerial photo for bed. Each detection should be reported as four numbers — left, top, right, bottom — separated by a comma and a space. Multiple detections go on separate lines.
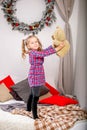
0, 76, 87, 130
0, 99, 87, 130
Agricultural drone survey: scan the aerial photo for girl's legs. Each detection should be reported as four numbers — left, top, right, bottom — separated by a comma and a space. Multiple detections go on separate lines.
31, 87, 40, 119
27, 92, 33, 111
32, 96, 39, 119
27, 88, 33, 111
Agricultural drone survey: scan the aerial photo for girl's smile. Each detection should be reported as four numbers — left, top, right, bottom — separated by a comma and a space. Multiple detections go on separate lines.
27, 37, 39, 50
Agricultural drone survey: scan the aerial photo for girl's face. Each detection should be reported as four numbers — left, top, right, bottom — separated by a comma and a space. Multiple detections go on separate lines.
27, 37, 39, 50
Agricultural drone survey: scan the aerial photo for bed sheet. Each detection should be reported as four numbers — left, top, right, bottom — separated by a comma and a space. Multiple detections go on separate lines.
70, 120, 87, 130
0, 99, 25, 105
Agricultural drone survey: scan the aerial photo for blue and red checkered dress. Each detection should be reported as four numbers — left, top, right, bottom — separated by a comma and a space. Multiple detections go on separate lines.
28, 45, 56, 87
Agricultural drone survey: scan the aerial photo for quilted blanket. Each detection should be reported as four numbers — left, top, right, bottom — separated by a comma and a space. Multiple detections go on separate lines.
11, 104, 87, 130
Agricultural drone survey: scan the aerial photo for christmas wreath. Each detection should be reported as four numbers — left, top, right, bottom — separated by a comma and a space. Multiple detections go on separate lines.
1, 0, 56, 35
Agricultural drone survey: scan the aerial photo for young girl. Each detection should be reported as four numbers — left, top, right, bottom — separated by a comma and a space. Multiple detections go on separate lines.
22, 35, 64, 119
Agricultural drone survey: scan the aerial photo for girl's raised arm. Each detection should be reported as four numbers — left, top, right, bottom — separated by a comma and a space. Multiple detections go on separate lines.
30, 45, 56, 57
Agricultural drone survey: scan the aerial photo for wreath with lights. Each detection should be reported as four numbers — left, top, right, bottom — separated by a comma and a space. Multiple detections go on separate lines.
1, 0, 56, 35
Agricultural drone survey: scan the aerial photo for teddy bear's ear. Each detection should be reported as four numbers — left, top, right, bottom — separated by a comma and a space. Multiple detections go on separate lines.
56, 26, 59, 29
52, 35, 55, 40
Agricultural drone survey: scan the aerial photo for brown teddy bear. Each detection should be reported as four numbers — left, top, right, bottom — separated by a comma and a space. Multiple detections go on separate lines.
52, 26, 70, 57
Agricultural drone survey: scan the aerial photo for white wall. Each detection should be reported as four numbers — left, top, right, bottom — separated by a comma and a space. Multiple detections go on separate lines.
0, 0, 79, 88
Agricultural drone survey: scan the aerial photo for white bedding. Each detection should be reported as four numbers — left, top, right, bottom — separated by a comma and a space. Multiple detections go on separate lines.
70, 120, 87, 130
0, 108, 35, 130
0, 100, 87, 130
0, 99, 25, 105
0, 99, 35, 130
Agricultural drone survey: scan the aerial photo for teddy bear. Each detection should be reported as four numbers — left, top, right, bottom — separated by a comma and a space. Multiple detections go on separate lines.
52, 26, 70, 57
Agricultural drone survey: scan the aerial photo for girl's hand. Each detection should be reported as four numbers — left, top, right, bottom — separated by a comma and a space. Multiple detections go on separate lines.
54, 42, 65, 52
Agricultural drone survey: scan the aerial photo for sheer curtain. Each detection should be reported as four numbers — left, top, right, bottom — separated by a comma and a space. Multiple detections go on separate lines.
74, 0, 87, 109
0, 0, 3, 4
55, 0, 75, 95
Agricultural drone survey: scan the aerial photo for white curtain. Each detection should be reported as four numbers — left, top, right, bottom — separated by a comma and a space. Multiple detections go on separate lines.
55, 0, 75, 95
0, 0, 3, 4
74, 0, 87, 109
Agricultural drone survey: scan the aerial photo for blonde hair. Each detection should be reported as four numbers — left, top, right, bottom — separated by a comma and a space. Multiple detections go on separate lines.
22, 35, 43, 59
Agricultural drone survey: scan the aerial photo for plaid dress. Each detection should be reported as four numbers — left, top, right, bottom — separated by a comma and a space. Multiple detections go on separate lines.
28, 45, 56, 87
